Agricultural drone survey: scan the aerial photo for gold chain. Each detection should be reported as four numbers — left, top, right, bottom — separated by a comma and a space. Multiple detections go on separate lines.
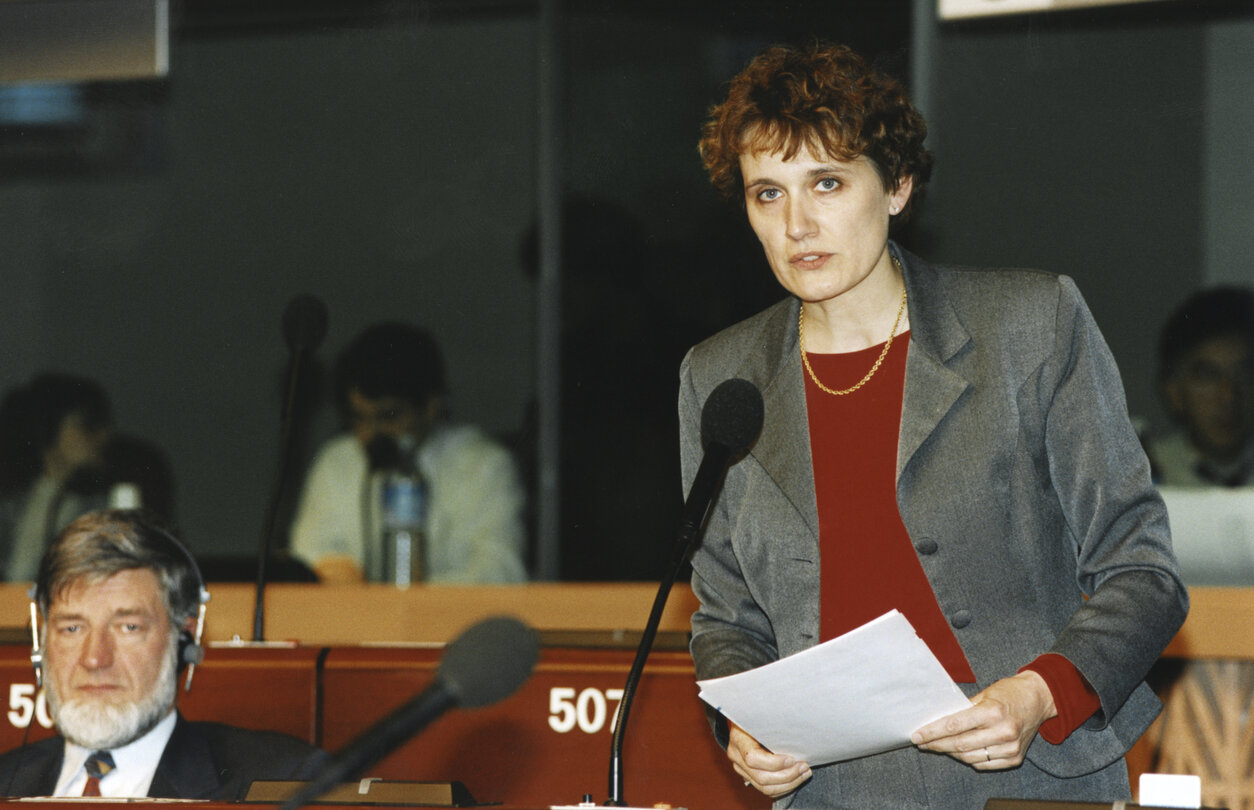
799, 256, 908, 396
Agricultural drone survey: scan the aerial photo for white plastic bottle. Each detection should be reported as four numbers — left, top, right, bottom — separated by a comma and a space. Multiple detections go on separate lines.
379, 441, 427, 587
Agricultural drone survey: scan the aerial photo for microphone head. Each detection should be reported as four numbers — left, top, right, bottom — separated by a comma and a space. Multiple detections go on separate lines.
364, 434, 403, 471
701, 378, 764, 455
438, 616, 539, 709
282, 294, 329, 353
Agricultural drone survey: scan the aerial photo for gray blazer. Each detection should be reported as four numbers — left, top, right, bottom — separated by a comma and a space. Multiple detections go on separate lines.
682, 245, 1188, 800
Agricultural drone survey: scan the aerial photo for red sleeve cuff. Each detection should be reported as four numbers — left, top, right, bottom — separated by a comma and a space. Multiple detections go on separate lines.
1020, 653, 1101, 744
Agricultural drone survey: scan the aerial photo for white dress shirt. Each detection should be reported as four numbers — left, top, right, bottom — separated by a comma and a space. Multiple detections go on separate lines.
290, 424, 528, 583
54, 710, 177, 797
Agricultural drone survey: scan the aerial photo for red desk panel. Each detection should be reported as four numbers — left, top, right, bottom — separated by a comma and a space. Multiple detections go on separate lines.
0, 643, 763, 810
184, 644, 322, 742
320, 646, 765, 810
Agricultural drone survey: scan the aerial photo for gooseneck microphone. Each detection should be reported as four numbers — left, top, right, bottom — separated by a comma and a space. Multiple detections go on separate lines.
254, 294, 329, 642
282, 294, 331, 355
278, 616, 540, 810
677, 378, 765, 549
606, 378, 764, 807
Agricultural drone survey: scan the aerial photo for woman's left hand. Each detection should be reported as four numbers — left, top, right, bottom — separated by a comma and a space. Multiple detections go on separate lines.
910, 670, 1056, 770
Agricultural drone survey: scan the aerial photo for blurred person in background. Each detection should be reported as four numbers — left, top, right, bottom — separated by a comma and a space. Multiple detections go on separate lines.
1, 374, 113, 581
1147, 286, 1254, 487
289, 322, 527, 583
1, 374, 178, 583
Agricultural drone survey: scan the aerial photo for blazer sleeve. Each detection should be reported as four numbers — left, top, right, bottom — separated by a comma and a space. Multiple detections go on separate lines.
1039, 278, 1188, 704
1017, 276, 1188, 775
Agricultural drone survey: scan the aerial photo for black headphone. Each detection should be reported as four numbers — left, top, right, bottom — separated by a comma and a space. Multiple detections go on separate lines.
28, 523, 211, 693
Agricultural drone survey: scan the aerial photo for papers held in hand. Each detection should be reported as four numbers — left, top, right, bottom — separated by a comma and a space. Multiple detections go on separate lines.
696, 609, 972, 766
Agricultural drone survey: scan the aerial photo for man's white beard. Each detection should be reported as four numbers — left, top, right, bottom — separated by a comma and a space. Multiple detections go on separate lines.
45, 634, 178, 750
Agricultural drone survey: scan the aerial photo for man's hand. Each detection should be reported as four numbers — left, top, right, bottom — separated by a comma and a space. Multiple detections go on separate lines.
910, 671, 1056, 770
727, 722, 812, 797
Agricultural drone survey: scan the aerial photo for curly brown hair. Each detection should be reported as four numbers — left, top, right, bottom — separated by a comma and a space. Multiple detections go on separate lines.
699, 42, 932, 219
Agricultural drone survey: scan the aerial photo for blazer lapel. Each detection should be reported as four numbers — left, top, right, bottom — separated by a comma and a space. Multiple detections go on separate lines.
5, 737, 63, 796
894, 246, 972, 482
149, 715, 222, 800
742, 298, 820, 543
719, 246, 971, 541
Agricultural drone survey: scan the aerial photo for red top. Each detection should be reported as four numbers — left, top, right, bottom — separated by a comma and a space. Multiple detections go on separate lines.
804, 332, 1098, 743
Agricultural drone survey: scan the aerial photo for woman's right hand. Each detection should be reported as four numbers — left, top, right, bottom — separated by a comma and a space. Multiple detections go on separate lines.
727, 722, 812, 798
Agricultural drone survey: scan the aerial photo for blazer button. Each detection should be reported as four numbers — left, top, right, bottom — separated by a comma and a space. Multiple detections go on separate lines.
914, 537, 938, 555
949, 610, 972, 629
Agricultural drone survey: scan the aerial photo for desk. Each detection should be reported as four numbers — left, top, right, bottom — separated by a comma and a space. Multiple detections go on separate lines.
0, 582, 751, 808
3, 583, 1253, 809
0, 583, 1245, 653
0, 583, 701, 647
0, 643, 761, 810
320, 646, 751, 808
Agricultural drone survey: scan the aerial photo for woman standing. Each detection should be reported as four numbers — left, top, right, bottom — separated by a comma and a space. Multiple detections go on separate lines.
682, 42, 1187, 808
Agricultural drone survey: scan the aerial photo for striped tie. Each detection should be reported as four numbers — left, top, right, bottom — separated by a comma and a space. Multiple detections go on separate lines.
82, 751, 115, 797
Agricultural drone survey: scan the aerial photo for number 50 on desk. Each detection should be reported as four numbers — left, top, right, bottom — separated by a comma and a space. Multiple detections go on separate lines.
8, 684, 53, 730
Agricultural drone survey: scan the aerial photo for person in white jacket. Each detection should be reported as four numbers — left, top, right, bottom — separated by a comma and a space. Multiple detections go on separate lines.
289, 322, 527, 584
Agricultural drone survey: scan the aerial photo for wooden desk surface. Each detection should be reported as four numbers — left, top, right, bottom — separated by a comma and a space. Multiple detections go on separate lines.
1161, 586, 1254, 660
2, 582, 1246, 655
0, 582, 700, 646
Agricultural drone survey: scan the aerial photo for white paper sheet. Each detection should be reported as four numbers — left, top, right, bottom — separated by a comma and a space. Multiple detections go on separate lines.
697, 610, 972, 766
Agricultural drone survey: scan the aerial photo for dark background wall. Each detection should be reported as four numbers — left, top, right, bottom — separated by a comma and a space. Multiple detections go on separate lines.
916, 3, 1250, 441
0, 0, 1250, 579
0, 9, 541, 571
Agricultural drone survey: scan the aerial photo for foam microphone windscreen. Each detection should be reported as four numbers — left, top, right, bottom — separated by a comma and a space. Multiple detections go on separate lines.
282, 294, 329, 353
700, 378, 764, 455
437, 616, 540, 708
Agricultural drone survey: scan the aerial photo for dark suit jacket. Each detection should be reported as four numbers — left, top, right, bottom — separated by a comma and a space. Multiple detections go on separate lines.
682, 244, 1189, 807
0, 713, 326, 800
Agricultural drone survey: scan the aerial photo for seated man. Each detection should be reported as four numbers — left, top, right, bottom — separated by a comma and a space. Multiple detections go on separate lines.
289, 322, 527, 583
1148, 285, 1254, 487
0, 509, 326, 798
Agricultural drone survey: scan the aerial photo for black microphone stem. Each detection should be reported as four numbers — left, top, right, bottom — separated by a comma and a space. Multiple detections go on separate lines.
606, 443, 732, 807
253, 345, 308, 642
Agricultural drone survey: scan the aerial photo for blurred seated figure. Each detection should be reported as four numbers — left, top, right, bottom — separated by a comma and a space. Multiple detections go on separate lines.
0, 375, 178, 583
96, 433, 177, 526
0, 509, 326, 798
0, 374, 114, 581
289, 322, 527, 584
1142, 287, 1254, 810
1147, 286, 1254, 487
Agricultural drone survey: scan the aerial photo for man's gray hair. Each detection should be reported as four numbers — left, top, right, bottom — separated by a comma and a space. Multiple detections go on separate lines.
34, 509, 202, 629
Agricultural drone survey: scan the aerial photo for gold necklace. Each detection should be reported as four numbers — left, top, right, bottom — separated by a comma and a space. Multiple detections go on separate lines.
799, 257, 908, 396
